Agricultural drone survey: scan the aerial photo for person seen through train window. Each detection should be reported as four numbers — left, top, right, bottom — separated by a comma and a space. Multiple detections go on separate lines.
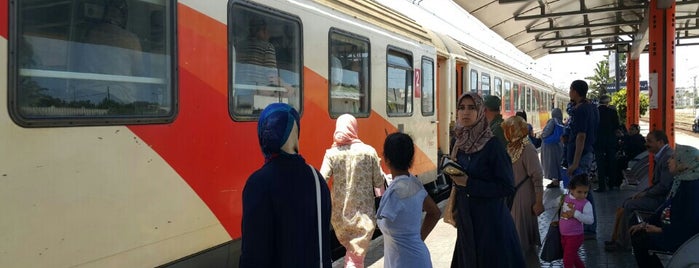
542, 108, 565, 189
629, 144, 699, 268
319, 114, 386, 268
239, 103, 331, 268
449, 92, 525, 267
502, 116, 544, 267
564, 79, 599, 239
483, 95, 507, 146
75, 0, 145, 104
376, 132, 440, 268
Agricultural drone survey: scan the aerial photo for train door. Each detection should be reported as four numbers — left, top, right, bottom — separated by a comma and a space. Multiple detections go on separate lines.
436, 55, 452, 156
419, 56, 438, 181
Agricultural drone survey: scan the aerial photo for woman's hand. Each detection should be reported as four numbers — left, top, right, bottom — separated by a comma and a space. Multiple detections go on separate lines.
451, 174, 468, 187
532, 203, 544, 216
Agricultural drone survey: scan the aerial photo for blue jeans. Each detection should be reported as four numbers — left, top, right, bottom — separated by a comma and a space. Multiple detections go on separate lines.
571, 152, 597, 234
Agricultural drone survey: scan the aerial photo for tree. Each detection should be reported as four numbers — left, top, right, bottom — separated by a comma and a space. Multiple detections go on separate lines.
610, 88, 650, 125
585, 59, 613, 100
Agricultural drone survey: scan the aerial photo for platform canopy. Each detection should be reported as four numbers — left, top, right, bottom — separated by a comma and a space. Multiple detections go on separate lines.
452, 0, 699, 59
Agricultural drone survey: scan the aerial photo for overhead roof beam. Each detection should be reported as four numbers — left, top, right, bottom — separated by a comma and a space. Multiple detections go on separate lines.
536, 30, 636, 42
527, 19, 642, 33
514, 4, 646, 21
543, 40, 630, 49
676, 0, 699, 6
630, 8, 650, 59
548, 46, 632, 55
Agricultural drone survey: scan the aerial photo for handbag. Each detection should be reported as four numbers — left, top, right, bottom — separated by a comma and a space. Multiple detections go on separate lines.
443, 186, 458, 227
540, 196, 565, 262
543, 122, 564, 144
505, 176, 531, 210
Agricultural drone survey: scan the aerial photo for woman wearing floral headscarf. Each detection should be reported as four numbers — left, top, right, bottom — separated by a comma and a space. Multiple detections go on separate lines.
449, 93, 525, 267
629, 144, 699, 268
240, 103, 332, 268
320, 114, 386, 268
502, 116, 544, 266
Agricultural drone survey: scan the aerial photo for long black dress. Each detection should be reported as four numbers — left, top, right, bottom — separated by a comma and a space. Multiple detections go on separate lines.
451, 138, 526, 267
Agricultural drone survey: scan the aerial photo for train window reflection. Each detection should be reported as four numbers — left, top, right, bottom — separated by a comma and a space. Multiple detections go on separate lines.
11, 0, 176, 126
386, 48, 412, 116
329, 30, 370, 117
494, 77, 502, 99
513, 84, 520, 111
421, 57, 434, 116
481, 73, 490, 96
230, 3, 302, 120
504, 80, 511, 112
470, 70, 478, 93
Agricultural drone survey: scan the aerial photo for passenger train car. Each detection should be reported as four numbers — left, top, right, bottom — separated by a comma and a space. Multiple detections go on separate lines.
1, 0, 567, 266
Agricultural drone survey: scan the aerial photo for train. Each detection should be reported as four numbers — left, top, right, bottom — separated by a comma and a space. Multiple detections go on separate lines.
0, 0, 569, 267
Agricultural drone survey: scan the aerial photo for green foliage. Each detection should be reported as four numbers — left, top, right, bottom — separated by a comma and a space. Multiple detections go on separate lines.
610, 88, 649, 125
585, 60, 612, 100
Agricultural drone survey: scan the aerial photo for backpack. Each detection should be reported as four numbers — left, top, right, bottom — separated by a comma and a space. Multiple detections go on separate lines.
543, 122, 564, 144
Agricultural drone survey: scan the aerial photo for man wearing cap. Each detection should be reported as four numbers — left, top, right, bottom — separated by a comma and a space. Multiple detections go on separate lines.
594, 95, 620, 192
483, 95, 507, 146
564, 80, 600, 238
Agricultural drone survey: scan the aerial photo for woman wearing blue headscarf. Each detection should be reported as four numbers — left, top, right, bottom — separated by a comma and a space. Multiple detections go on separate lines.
541, 108, 565, 189
240, 103, 332, 268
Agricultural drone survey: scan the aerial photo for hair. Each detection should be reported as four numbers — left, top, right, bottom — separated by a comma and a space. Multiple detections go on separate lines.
648, 130, 669, 144
515, 111, 527, 121
570, 80, 589, 98
629, 124, 640, 132
383, 132, 414, 171
568, 173, 590, 190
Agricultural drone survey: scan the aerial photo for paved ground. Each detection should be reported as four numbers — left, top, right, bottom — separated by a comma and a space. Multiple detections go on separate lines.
332, 122, 698, 268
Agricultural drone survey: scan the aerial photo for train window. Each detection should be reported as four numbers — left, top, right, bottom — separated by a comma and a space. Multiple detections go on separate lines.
504, 80, 511, 112
9, 0, 176, 127
525, 86, 532, 112
481, 73, 491, 96
328, 29, 370, 117
421, 57, 435, 116
469, 70, 478, 93
494, 77, 502, 99
230, 3, 302, 120
386, 48, 413, 116
513, 84, 520, 111
533, 89, 539, 112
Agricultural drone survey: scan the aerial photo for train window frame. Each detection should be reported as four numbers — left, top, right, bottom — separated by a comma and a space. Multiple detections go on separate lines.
493, 77, 502, 100
385, 46, 413, 117
469, 69, 478, 93
504, 80, 512, 112
328, 28, 371, 118
480, 72, 491, 96
525, 86, 532, 112
8, 0, 178, 127
420, 56, 435, 116
513, 83, 520, 111
228, 1, 304, 121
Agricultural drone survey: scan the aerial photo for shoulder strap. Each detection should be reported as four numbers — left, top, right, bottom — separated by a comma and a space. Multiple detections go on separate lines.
309, 165, 323, 268
515, 176, 531, 189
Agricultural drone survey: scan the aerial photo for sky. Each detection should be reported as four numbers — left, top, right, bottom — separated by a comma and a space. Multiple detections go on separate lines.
379, 0, 699, 91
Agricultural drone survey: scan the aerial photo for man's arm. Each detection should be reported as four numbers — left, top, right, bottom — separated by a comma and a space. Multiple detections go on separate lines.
568, 132, 586, 175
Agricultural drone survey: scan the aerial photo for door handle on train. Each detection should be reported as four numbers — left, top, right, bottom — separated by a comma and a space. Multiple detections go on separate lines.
431, 120, 439, 124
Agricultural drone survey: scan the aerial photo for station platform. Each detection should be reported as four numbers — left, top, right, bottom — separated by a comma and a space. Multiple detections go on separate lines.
333, 123, 699, 268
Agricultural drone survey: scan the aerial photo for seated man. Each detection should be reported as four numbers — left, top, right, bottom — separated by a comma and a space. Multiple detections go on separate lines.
629, 144, 699, 268
605, 130, 674, 251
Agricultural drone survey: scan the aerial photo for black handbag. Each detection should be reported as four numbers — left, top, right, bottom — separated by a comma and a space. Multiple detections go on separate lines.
540, 197, 564, 262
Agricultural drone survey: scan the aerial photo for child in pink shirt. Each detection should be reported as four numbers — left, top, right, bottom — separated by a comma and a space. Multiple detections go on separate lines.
559, 174, 594, 268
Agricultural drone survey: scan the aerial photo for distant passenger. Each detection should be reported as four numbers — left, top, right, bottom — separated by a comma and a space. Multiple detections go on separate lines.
239, 103, 331, 267
542, 108, 565, 189
483, 95, 507, 146
376, 132, 440, 268
515, 110, 540, 148
594, 95, 620, 192
449, 92, 525, 267
320, 114, 386, 268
